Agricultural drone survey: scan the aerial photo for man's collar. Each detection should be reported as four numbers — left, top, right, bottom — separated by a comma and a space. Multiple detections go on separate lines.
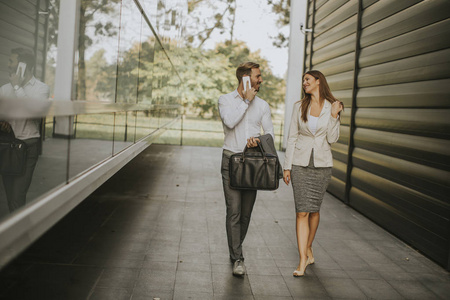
233, 89, 243, 99
23, 76, 36, 87
27, 76, 36, 86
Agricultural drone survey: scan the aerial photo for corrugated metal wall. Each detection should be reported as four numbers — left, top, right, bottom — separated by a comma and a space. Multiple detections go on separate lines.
304, 0, 450, 269
0, 0, 48, 84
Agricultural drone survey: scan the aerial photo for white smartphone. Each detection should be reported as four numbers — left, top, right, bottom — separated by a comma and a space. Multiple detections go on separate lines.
243, 76, 251, 91
16, 62, 26, 78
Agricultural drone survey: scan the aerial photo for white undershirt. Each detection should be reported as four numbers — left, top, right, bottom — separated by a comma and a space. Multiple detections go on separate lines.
309, 115, 319, 135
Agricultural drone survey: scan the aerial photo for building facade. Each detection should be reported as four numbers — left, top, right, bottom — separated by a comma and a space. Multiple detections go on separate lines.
303, 0, 450, 269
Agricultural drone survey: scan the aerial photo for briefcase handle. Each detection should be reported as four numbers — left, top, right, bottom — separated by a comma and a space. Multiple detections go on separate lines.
241, 140, 268, 163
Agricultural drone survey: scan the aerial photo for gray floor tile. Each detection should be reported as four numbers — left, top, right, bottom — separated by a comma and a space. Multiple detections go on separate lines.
389, 280, 438, 300
173, 291, 214, 300
145, 249, 180, 263
345, 269, 383, 280
212, 272, 253, 295
379, 271, 416, 281
416, 279, 450, 300
283, 275, 328, 298
354, 279, 403, 299
96, 267, 140, 288
293, 297, 331, 300
131, 291, 173, 300
211, 263, 233, 274
312, 267, 348, 278
319, 278, 366, 299
174, 270, 213, 294
177, 261, 211, 273
134, 269, 175, 293
214, 295, 255, 300
245, 262, 281, 275
247, 274, 291, 297
89, 288, 132, 300
254, 296, 293, 300
178, 252, 211, 264
141, 261, 178, 272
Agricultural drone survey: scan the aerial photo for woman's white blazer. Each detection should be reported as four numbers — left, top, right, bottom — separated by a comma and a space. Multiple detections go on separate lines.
283, 100, 340, 169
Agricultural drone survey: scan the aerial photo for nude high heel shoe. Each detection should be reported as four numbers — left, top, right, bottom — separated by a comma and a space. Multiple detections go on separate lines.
293, 257, 310, 277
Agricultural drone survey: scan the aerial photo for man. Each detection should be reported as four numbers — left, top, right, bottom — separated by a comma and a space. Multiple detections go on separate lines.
219, 62, 274, 276
0, 48, 50, 212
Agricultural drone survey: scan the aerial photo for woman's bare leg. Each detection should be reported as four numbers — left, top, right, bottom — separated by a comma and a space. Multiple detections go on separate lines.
295, 212, 310, 274
307, 212, 320, 262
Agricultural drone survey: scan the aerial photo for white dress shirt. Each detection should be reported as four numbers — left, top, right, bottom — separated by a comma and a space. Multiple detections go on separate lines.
0, 76, 50, 140
219, 89, 274, 153
284, 100, 340, 169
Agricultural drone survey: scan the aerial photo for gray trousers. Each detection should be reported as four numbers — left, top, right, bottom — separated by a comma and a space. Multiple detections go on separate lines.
221, 150, 257, 262
2, 137, 39, 212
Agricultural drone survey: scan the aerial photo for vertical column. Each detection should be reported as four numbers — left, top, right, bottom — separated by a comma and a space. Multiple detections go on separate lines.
283, 0, 307, 149
344, 0, 363, 203
308, 0, 316, 71
53, 0, 81, 136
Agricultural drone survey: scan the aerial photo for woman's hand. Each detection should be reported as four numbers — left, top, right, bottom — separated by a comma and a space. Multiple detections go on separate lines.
283, 170, 291, 185
331, 101, 343, 119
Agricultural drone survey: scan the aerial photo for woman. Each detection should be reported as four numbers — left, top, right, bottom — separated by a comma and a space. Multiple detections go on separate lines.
283, 70, 343, 277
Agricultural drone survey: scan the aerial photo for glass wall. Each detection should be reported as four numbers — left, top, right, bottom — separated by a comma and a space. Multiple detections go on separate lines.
0, 0, 186, 222
0, 0, 68, 217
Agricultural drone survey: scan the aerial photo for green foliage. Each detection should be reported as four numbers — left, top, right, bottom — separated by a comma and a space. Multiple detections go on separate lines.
186, 0, 237, 47
85, 38, 285, 118
175, 40, 285, 118
267, 0, 290, 48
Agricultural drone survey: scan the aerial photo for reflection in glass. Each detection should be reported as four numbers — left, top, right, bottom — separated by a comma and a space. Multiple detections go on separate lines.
0, 47, 50, 218
76, 0, 121, 102
135, 110, 154, 140
138, 19, 156, 104
116, 0, 142, 104
69, 113, 114, 179
28, 118, 69, 201
113, 111, 136, 154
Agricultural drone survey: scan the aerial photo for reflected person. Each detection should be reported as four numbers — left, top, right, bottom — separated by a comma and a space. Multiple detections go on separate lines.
283, 70, 343, 277
0, 48, 50, 212
219, 62, 274, 276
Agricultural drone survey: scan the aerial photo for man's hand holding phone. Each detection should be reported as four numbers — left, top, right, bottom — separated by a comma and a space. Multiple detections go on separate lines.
10, 62, 26, 88
242, 75, 257, 103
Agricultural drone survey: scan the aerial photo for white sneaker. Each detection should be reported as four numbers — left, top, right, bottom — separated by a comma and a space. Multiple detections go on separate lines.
233, 259, 246, 276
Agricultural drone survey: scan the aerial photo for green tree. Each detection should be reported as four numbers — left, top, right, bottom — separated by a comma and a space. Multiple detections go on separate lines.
186, 0, 237, 47
77, 0, 121, 100
267, 0, 290, 48
173, 40, 285, 118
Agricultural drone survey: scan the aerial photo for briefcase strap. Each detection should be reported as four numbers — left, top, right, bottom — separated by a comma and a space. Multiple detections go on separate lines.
241, 141, 268, 162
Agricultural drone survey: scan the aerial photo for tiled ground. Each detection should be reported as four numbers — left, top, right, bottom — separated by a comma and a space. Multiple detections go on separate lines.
0, 145, 449, 299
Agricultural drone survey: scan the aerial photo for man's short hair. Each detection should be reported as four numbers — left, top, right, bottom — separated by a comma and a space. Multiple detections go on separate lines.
11, 48, 35, 70
236, 62, 260, 83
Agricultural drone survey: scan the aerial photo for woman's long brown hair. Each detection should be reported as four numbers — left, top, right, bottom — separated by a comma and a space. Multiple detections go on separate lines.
299, 70, 342, 122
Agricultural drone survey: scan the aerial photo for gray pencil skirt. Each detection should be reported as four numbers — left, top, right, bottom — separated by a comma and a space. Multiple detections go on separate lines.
291, 149, 332, 213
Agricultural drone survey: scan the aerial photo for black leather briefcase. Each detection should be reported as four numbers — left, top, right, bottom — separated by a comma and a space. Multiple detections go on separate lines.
229, 142, 280, 191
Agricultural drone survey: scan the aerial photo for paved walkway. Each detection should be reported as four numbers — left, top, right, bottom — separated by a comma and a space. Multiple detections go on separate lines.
0, 145, 449, 299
